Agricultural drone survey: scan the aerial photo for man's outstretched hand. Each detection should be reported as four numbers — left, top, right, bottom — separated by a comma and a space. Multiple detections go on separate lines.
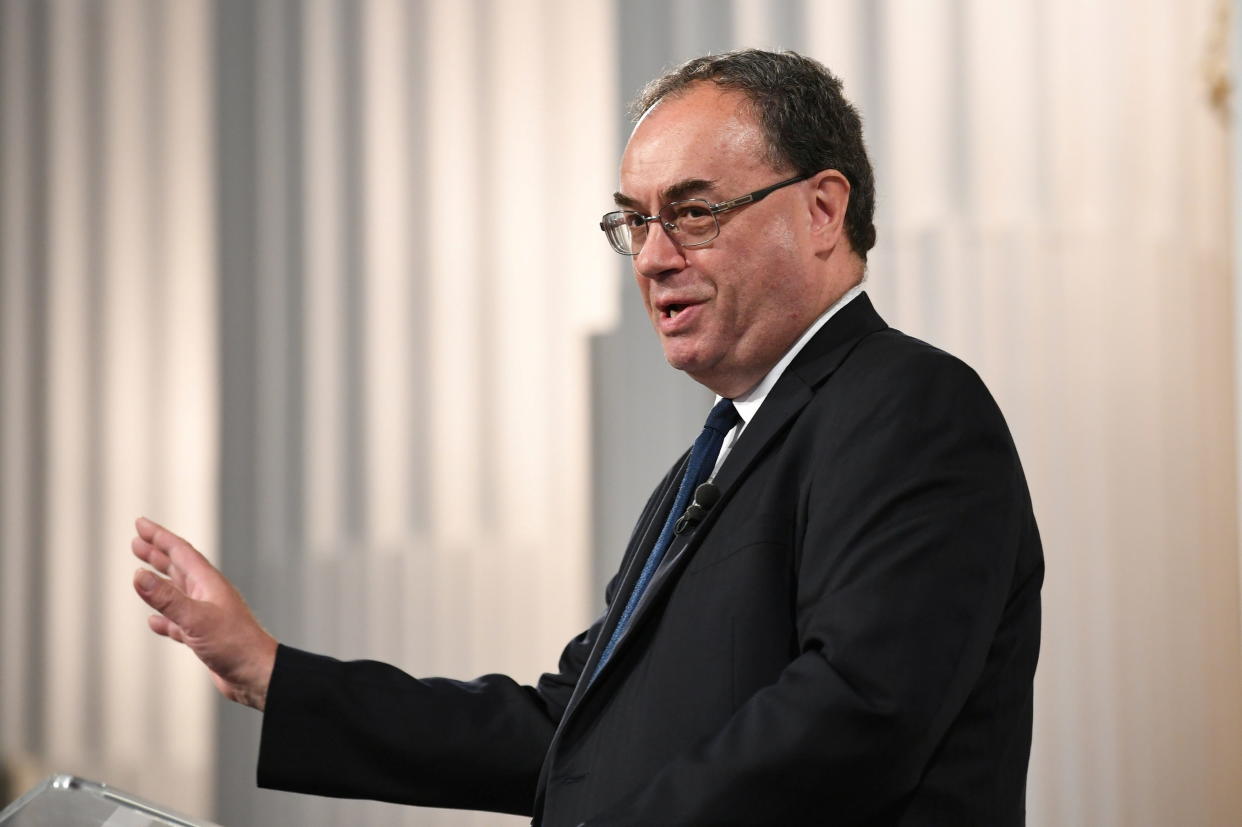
132, 516, 278, 711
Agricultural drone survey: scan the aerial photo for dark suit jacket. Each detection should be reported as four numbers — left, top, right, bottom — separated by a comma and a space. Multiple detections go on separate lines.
257, 293, 1043, 825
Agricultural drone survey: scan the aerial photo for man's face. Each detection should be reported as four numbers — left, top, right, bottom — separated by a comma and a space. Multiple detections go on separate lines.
617, 84, 839, 398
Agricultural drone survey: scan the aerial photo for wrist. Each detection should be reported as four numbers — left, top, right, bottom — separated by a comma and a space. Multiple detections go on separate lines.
237, 634, 278, 711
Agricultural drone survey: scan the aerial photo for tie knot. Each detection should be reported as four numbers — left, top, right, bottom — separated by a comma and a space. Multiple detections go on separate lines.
704, 398, 740, 435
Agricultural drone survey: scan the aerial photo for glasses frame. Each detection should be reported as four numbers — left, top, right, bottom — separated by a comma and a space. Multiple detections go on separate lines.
600, 172, 813, 256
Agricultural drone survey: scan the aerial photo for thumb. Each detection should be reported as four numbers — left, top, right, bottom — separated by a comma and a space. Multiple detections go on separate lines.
134, 569, 200, 633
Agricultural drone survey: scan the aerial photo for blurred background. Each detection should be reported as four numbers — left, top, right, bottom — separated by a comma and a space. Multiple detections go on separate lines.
3, 0, 1242, 824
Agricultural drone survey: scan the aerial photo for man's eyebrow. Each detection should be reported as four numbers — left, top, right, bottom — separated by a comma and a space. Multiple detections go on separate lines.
663, 178, 718, 203
613, 178, 720, 211
613, 191, 642, 210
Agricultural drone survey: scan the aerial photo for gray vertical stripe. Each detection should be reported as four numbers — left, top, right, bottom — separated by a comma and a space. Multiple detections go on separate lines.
942, 0, 972, 344
406, 0, 430, 536
773, 0, 807, 52
340, 1, 366, 545
143, 0, 171, 751
253, 0, 287, 581
0, 0, 10, 754
672, 0, 733, 59
82, 0, 108, 761
618, 0, 673, 114
0, 0, 17, 755
209, 2, 311, 820
212, 0, 260, 823
282, 0, 307, 615
24, 0, 51, 758
947, 0, 970, 219
860, 0, 887, 238
213, 0, 259, 581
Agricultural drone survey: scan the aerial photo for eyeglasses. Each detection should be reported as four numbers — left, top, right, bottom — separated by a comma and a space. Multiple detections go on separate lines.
600, 173, 812, 256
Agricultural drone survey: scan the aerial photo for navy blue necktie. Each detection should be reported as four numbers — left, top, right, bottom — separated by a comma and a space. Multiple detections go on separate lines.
590, 398, 741, 683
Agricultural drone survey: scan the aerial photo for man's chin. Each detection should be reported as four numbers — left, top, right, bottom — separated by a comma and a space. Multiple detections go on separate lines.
662, 347, 703, 374
662, 338, 743, 389
664, 349, 719, 388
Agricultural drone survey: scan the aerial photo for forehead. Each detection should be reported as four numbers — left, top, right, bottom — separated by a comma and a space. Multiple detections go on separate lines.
619, 85, 772, 202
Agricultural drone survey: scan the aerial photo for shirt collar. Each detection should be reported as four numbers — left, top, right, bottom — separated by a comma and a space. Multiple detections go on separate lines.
722, 283, 864, 426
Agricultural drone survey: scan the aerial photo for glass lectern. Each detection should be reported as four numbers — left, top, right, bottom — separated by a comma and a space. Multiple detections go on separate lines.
0, 774, 221, 827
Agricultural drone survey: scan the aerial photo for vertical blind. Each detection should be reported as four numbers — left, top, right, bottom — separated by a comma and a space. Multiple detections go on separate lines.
211, 2, 617, 825
0, 0, 218, 816
2, 2, 1241, 826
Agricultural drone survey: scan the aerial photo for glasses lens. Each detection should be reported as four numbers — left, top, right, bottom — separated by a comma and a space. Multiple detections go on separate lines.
602, 211, 645, 255
661, 200, 718, 246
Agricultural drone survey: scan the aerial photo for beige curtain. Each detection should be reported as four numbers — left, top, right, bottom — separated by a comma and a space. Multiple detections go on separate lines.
0, 0, 218, 816
4, 2, 1242, 826
1, 1, 617, 825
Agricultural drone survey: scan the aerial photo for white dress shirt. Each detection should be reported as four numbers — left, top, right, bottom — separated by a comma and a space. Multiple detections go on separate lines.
711, 283, 863, 476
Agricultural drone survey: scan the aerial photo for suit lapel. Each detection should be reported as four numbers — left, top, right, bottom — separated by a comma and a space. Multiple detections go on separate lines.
530, 451, 686, 818
533, 293, 889, 818
629, 292, 888, 621
574, 293, 888, 700
642, 375, 813, 588
549, 451, 688, 727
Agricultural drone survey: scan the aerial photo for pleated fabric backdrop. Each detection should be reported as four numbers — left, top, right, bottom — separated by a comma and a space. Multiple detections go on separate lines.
209, 2, 616, 825
3, 2, 1242, 826
0, 1, 617, 825
0, 0, 219, 815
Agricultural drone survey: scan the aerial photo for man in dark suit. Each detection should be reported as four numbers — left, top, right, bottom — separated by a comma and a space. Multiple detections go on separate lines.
132, 50, 1041, 825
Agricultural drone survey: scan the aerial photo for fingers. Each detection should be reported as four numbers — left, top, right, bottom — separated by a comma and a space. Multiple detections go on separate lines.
131, 536, 192, 595
135, 515, 173, 544
134, 516, 216, 585
132, 535, 172, 572
147, 613, 187, 643
133, 568, 200, 633
135, 516, 195, 561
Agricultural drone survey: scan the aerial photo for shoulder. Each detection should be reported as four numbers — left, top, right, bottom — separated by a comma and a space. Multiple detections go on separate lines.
783, 327, 1023, 482
823, 328, 997, 416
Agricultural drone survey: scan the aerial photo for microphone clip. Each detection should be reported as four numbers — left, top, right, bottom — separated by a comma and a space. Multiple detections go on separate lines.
673, 482, 721, 536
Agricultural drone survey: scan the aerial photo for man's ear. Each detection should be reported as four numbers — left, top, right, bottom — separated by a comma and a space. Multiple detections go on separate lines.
807, 169, 851, 254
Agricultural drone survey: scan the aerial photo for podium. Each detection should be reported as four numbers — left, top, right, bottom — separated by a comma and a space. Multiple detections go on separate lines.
0, 774, 221, 826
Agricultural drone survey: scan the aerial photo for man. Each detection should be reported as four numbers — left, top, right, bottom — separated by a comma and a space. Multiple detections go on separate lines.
133, 50, 1042, 825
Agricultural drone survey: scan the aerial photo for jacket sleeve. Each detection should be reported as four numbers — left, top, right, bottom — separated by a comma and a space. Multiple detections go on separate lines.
584, 350, 1042, 826
256, 613, 604, 815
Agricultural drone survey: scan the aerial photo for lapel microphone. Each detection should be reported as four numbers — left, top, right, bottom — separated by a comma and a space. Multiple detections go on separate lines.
673, 481, 721, 535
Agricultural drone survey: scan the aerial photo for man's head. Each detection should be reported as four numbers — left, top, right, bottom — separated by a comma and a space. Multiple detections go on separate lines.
631, 50, 876, 261
612, 50, 874, 397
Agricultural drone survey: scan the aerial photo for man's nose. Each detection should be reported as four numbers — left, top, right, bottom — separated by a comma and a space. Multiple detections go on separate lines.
634, 221, 686, 279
